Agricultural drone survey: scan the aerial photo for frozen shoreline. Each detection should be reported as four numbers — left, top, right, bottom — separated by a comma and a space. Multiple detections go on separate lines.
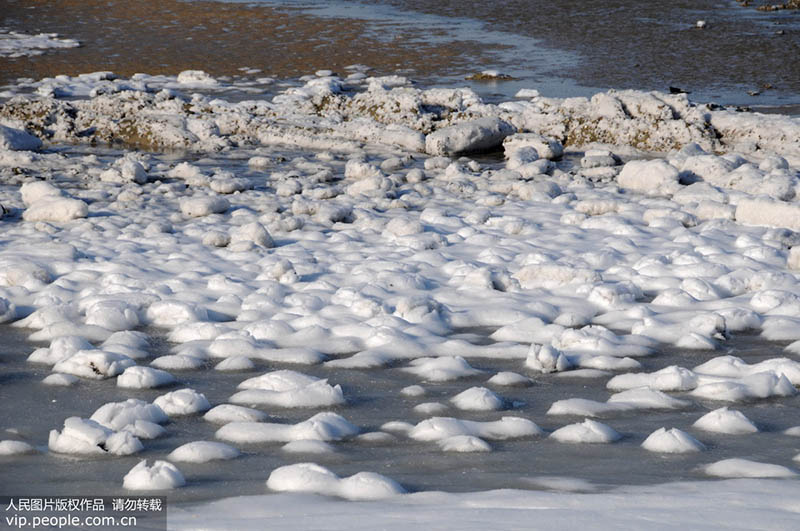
2, 69, 800, 526
169, 478, 800, 530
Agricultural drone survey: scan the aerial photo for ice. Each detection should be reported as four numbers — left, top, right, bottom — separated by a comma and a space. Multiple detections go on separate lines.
180, 196, 230, 218
117, 366, 176, 389
123, 460, 186, 490
266, 463, 405, 500
0, 125, 42, 151
2, 65, 800, 519
409, 417, 543, 441
215, 412, 359, 443
703, 458, 797, 479
414, 402, 448, 415
145, 301, 209, 327
48, 417, 142, 456
736, 198, 800, 231
606, 366, 698, 392
42, 373, 78, 386
487, 371, 532, 387
214, 356, 255, 371
400, 385, 426, 397
151, 354, 205, 371
690, 372, 796, 402
0, 30, 79, 58
549, 419, 621, 444
526, 345, 573, 374
0, 440, 36, 455
23, 193, 88, 222
548, 388, 690, 417
282, 440, 336, 454
641, 428, 705, 453
617, 159, 680, 196
153, 388, 211, 416
425, 117, 514, 156
52, 350, 135, 380
230, 370, 345, 408
437, 435, 492, 452
168, 441, 240, 463
402, 356, 482, 382
90, 399, 168, 431
120, 420, 166, 440
204, 404, 269, 425
692, 407, 759, 434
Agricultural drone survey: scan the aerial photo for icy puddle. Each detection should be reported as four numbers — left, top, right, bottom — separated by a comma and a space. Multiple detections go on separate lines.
3, 321, 800, 502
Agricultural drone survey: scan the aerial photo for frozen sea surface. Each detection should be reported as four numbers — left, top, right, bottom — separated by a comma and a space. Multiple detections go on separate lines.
2, 32, 800, 527
3, 321, 800, 503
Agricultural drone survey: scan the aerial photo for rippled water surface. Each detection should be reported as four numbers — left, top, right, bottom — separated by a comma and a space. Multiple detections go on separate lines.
2, 0, 799, 106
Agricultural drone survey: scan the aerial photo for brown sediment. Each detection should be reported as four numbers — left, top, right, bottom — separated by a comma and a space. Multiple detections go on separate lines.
0, 0, 489, 86
742, 0, 800, 11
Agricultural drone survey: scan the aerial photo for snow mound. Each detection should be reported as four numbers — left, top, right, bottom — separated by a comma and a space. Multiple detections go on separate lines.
606, 366, 698, 392
425, 117, 514, 156
153, 388, 211, 416
0, 440, 36, 455
403, 356, 481, 382
487, 372, 531, 387
550, 419, 621, 444
215, 356, 255, 371
168, 441, 240, 463
548, 388, 690, 417
48, 417, 142, 456
409, 416, 543, 441
282, 440, 336, 454
90, 398, 168, 431
641, 428, 705, 453
151, 355, 205, 371
230, 370, 345, 408
42, 373, 78, 386
704, 458, 796, 479
117, 366, 176, 389
204, 404, 269, 425
691, 372, 796, 402
266, 463, 405, 500
692, 407, 758, 434
215, 412, 359, 443
437, 435, 492, 452
450, 386, 505, 411
52, 350, 135, 380
123, 460, 186, 490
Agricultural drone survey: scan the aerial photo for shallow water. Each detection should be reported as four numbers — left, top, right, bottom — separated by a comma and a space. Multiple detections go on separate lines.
3, 321, 800, 503
2, 0, 799, 107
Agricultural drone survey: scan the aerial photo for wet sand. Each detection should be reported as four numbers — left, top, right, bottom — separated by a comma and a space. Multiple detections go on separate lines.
0, 0, 489, 87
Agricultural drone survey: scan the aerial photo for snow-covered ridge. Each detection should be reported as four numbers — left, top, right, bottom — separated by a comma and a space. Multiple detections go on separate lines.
2, 70, 799, 158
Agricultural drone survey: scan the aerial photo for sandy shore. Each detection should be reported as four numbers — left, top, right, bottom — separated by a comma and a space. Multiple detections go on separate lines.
0, 0, 487, 86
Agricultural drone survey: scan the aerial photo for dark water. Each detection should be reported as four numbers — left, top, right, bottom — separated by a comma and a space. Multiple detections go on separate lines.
2, 323, 800, 504
3, 0, 799, 109
225, 0, 800, 107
